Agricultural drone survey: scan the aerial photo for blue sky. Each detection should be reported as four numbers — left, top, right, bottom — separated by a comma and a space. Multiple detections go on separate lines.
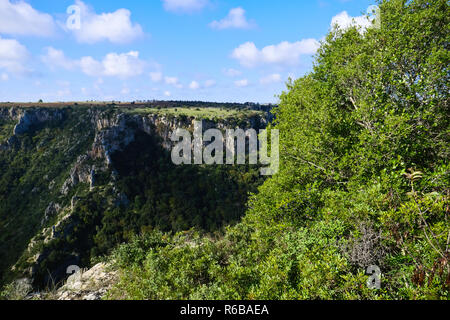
0, 0, 376, 103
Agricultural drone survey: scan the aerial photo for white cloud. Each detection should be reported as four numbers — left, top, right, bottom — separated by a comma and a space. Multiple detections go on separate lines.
1, 72, 8, 81
189, 80, 200, 90
150, 71, 163, 82
330, 10, 372, 31
42, 47, 145, 79
0, 0, 56, 37
121, 87, 130, 95
70, 0, 144, 44
41, 47, 76, 70
0, 36, 29, 74
231, 39, 320, 68
162, 0, 209, 13
260, 73, 282, 84
79, 56, 104, 76
210, 7, 255, 30
223, 68, 241, 77
234, 79, 248, 87
164, 90, 171, 97
102, 51, 144, 77
165, 76, 182, 88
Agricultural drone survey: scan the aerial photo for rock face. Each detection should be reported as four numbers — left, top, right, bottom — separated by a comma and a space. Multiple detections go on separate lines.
14, 108, 65, 135
55, 263, 117, 300
41, 202, 61, 226
0, 107, 65, 150
60, 110, 268, 197
0, 106, 23, 121
61, 155, 96, 195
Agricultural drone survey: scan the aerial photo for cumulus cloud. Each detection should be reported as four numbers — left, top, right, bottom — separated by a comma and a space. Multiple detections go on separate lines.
330, 9, 374, 31
162, 0, 209, 13
101, 51, 145, 77
79, 56, 104, 76
231, 39, 320, 68
70, 0, 144, 44
234, 79, 249, 87
0, 36, 29, 74
1, 72, 8, 81
41, 47, 76, 70
0, 0, 56, 37
42, 47, 145, 79
164, 90, 171, 97
260, 73, 282, 84
210, 7, 255, 30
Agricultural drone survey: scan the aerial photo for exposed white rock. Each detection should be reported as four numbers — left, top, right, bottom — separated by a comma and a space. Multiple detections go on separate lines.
55, 263, 118, 300
41, 202, 61, 226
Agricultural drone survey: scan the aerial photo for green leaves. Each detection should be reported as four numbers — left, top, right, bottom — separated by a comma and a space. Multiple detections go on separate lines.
109, 0, 449, 300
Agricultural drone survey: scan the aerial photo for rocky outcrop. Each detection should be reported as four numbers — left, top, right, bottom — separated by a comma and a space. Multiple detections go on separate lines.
19, 263, 117, 300
41, 202, 61, 226
90, 114, 137, 165
0, 107, 65, 150
55, 263, 117, 300
61, 155, 97, 195
59, 112, 193, 195
0, 106, 23, 122
13, 108, 65, 135
90, 111, 267, 161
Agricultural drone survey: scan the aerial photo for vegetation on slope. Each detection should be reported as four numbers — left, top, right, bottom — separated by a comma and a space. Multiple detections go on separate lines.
0, 107, 96, 286
0, 105, 266, 292
108, 0, 449, 300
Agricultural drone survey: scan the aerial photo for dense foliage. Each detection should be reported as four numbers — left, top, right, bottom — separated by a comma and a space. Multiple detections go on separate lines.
109, 0, 449, 300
